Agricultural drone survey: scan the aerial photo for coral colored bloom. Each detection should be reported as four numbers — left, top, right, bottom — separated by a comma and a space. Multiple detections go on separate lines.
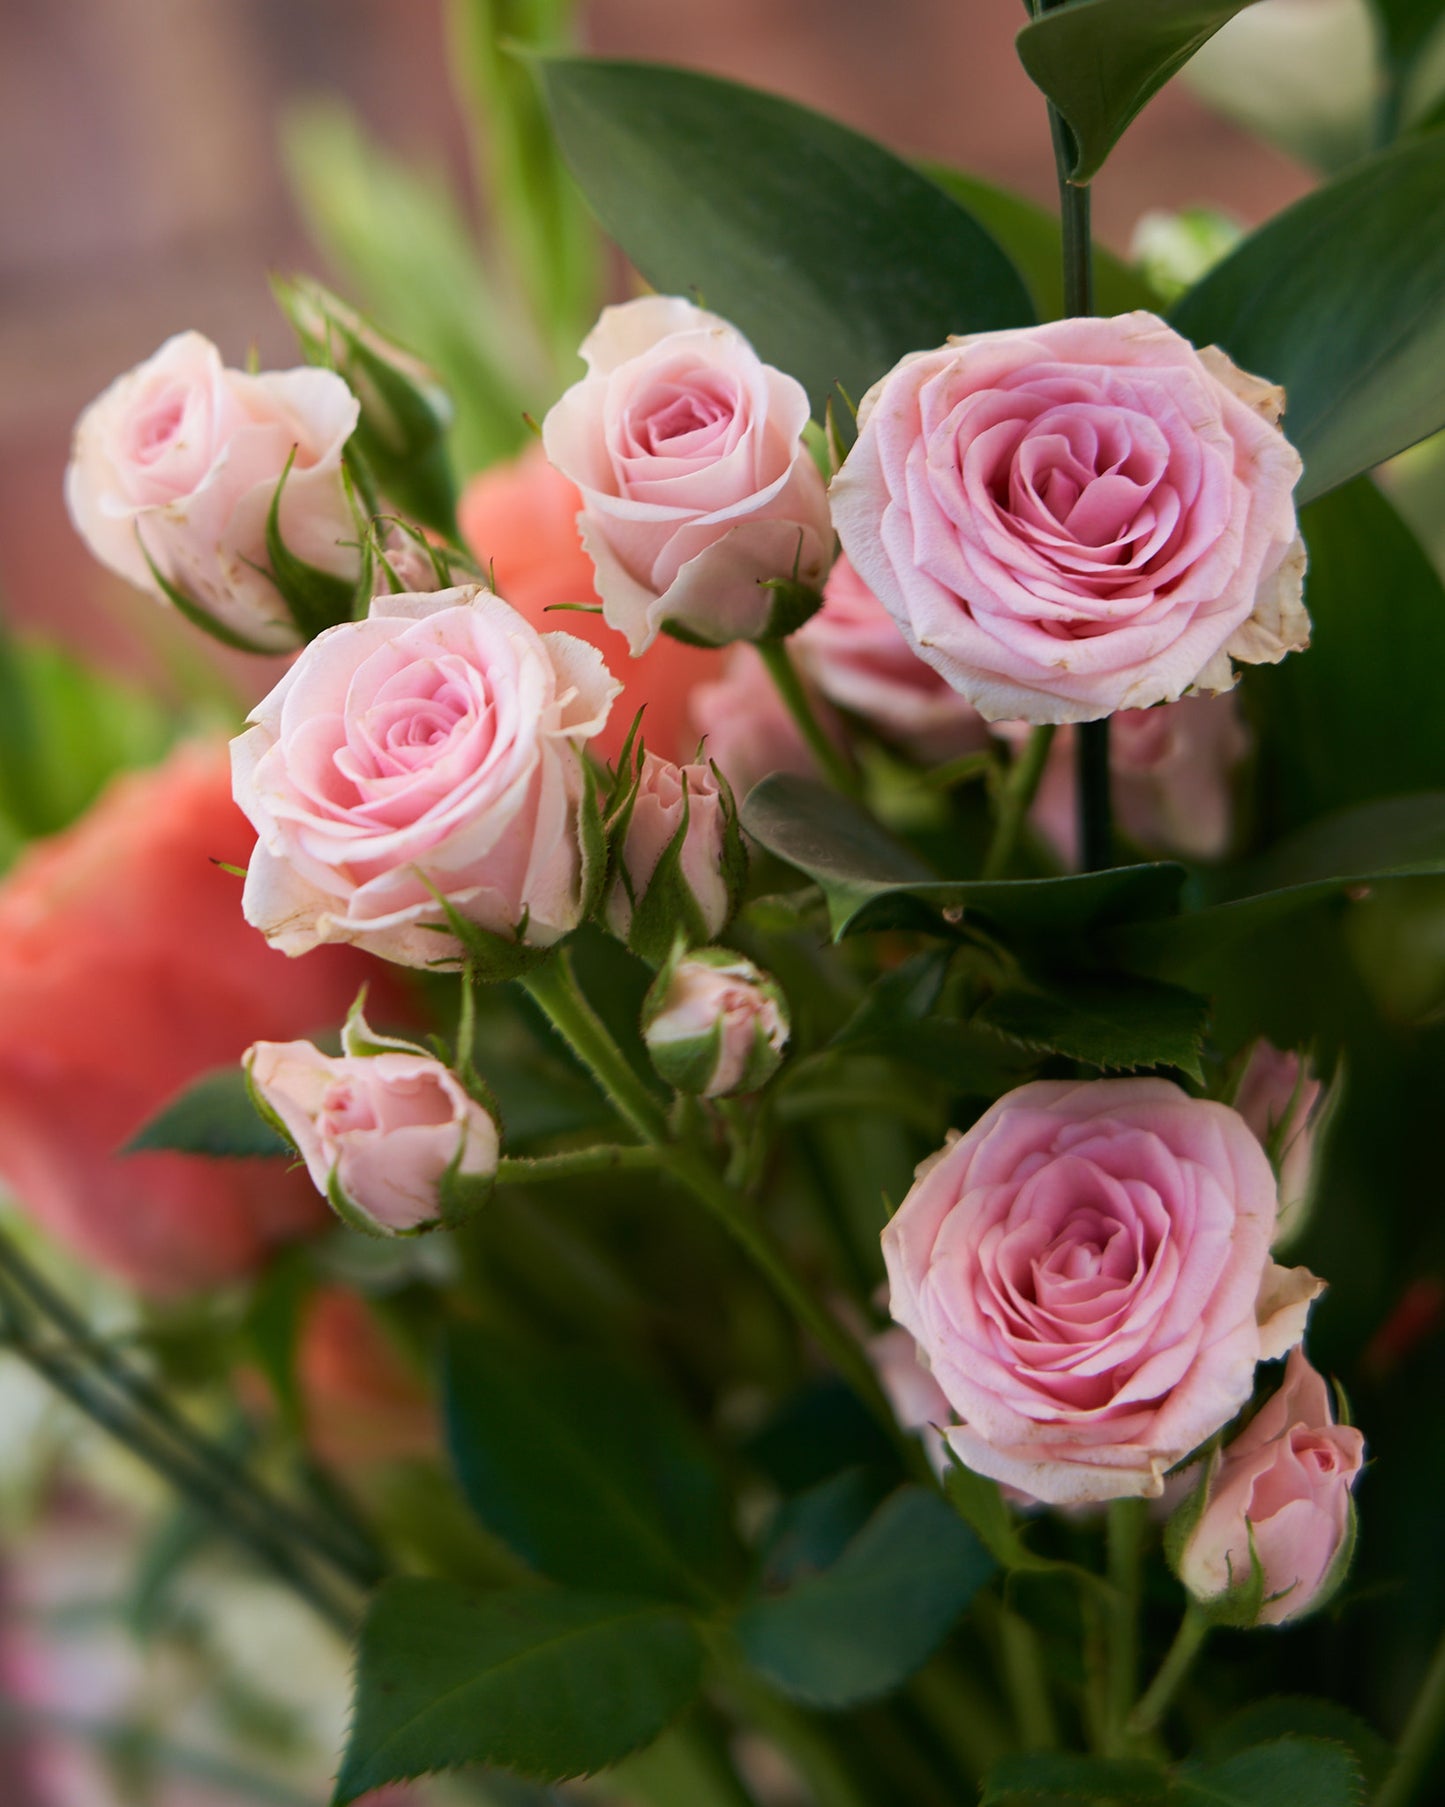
882, 1079, 1323, 1504
459, 443, 724, 763
297, 1288, 438, 1471
831, 312, 1308, 724
65, 331, 359, 650
1177, 1346, 1363, 1623
0, 742, 379, 1295
542, 296, 832, 652
232, 586, 619, 966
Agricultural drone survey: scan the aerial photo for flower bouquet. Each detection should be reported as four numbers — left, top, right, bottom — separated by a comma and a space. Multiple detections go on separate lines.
4, 2, 1445, 1804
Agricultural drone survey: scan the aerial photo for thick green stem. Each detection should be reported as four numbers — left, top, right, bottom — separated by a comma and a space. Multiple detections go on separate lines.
1126, 1603, 1210, 1740
756, 639, 861, 798
497, 1145, 663, 1184
982, 724, 1056, 879
1076, 718, 1113, 873
519, 951, 671, 1144
1104, 1498, 1148, 1753
1377, 1625, 1445, 1807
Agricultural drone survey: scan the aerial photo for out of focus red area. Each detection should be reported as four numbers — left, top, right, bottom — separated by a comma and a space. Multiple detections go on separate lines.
0, 0, 1312, 682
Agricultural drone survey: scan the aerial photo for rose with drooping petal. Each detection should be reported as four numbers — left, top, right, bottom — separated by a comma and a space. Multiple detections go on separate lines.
831, 312, 1308, 724
793, 555, 991, 763
247, 1033, 498, 1235
1176, 1346, 1363, 1624
65, 331, 360, 650
542, 296, 832, 653
605, 751, 739, 956
642, 948, 789, 1098
231, 586, 619, 966
882, 1078, 1323, 1504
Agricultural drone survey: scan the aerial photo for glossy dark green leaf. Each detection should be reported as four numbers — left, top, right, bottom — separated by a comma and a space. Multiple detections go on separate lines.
1172, 131, 1445, 502
532, 57, 1034, 415
981, 1752, 1169, 1804
1249, 479, 1445, 832
1016, 0, 1260, 183
334, 1580, 703, 1800
742, 774, 1184, 941
1197, 1700, 1394, 1794
1174, 1735, 1366, 1807
124, 1067, 289, 1159
921, 165, 1157, 319
734, 1485, 993, 1707
442, 1328, 740, 1604
975, 975, 1209, 1082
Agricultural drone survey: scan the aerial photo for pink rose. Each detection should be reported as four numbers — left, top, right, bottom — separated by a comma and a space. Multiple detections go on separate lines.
1017, 694, 1250, 865
689, 646, 841, 799
642, 948, 790, 1097
1233, 1040, 1333, 1248
1176, 1346, 1363, 1624
793, 556, 990, 763
882, 1079, 1323, 1504
247, 1027, 499, 1236
606, 751, 739, 955
231, 586, 620, 966
542, 296, 832, 653
65, 331, 360, 651
830, 312, 1308, 724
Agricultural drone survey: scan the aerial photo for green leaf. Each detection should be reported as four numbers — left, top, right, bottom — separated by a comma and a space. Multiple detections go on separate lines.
733, 1485, 994, 1708
1248, 479, 1445, 831
441, 1328, 741, 1604
532, 56, 1034, 417
1372, 0, 1445, 71
334, 1579, 704, 1800
1197, 1701, 1394, 1794
1172, 130, 1445, 502
757, 1469, 882, 1591
241, 1250, 314, 1433
943, 1458, 1049, 1574
980, 1752, 1170, 1804
921, 164, 1159, 319
1016, 0, 1260, 183
124, 1067, 289, 1159
1174, 1735, 1366, 1807
974, 974, 1209, 1082
742, 774, 1184, 942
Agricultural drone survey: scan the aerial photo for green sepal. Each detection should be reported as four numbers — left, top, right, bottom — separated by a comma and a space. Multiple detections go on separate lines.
1165, 1448, 1270, 1629
578, 757, 610, 925
648, 1012, 726, 1097
627, 775, 709, 969
757, 577, 824, 640
340, 985, 432, 1059
714, 760, 748, 926
242, 1051, 303, 1159
325, 1160, 392, 1240
436, 1132, 497, 1234
418, 884, 549, 984
136, 530, 292, 655
264, 446, 365, 641
736, 1008, 787, 1095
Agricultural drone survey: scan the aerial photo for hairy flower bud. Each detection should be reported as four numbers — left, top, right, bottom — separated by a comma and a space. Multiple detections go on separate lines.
642, 947, 789, 1097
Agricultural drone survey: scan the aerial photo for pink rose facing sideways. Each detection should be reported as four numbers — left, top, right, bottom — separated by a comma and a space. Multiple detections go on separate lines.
883, 1079, 1323, 1505
65, 331, 360, 650
831, 312, 1308, 724
231, 585, 619, 966
542, 296, 832, 653
1175, 1346, 1363, 1624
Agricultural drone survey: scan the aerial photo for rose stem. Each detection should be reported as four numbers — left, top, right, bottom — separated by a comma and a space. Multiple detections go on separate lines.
0, 1220, 382, 1591
1376, 1624, 1445, 1807
1103, 1497, 1148, 1753
0, 1273, 358, 1635
518, 951, 913, 1460
982, 723, 1056, 879
1124, 1602, 1210, 1739
755, 638, 863, 798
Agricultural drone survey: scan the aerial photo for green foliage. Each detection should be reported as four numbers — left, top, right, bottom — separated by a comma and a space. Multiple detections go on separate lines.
1172, 130, 1445, 502
335, 1579, 704, 1799
124, 1067, 289, 1160
1197, 1699, 1395, 1794
1174, 1736, 1366, 1806
981, 1752, 1170, 1804
1016, 0, 1260, 183
441, 1328, 742, 1603
1372, 0, 1445, 72
974, 975, 1209, 1082
531, 57, 1034, 418
733, 1486, 994, 1707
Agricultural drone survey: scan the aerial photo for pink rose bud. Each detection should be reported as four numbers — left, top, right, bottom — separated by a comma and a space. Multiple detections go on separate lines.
541, 296, 833, 653
246, 1013, 499, 1236
792, 556, 991, 764
830, 312, 1309, 724
883, 1079, 1324, 1505
1173, 1346, 1364, 1625
65, 331, 362, 652
1233, 1040, 1337, 1248
642, 947, 789, 1097
231, 585, 620, 967
605, 749, 744, 963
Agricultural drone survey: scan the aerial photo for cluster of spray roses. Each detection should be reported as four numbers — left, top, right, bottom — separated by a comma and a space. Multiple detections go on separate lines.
65, 281, 1356, 1627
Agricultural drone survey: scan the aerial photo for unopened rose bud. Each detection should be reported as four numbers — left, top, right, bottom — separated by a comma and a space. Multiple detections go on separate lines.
642, 947, 789, 1097
1233, 1040, 1338, 1248
1171, 1347, 1363, 1626
605, 748, 744, 963
274, 273, 456, 535
245, 1018, 498, 1237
